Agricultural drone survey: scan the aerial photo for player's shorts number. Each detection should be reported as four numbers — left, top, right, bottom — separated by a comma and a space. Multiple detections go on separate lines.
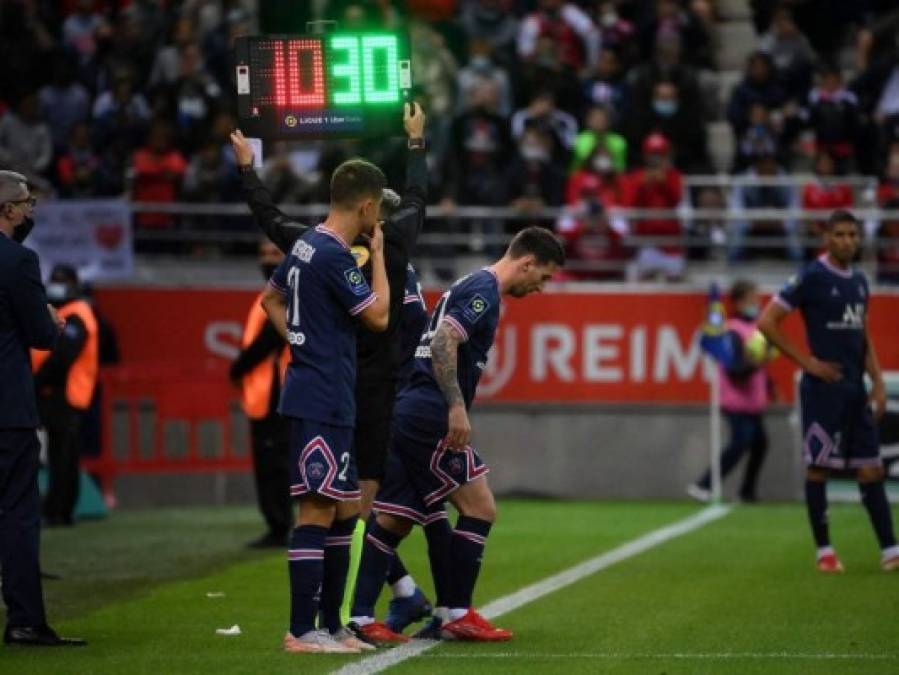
338, 452, 350, 481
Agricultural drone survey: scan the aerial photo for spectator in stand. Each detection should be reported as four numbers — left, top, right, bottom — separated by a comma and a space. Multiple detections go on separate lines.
0, 92, 53, 180
62, 0, 111, 69
149, 16, 198, 90
801, 151, 854, 259
592, 1, 638, 68
92, 70, 152, 152
511, 89, 578, 162
183, 138, 240, 204
556, 199, 628, 280
131, 120, 187, 231
410, 21, 458, 128
455, 37, 513, 117
733, 102, 801, 172
458, 0, 519, 67
517, 0, 600, 110
757, 6, 816, 101
0, 1, 54, 106
162, 42, 223, 153
621, 133, 685, 281
571, 104, 628, 172
876, 149, 899, 283
507, 127, 567, 212
582, 46, 629, 117
56, 123, 100, 198
518, 0, 601, 75
625, 80, 709, 173
628, 33, 704, 129
637, 0, 715, 69
39, 58, 91, 155
727, 52, 787, 139
729, 150, 800, 262
808, 66, 861, 171
567, 145, 627, 209
259, 142, 319, 205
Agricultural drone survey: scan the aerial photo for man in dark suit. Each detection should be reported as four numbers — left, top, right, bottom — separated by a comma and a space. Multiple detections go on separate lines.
0, 170, 85, 647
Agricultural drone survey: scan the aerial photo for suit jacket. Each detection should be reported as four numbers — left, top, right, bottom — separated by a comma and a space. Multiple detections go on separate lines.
0, 233, 58, 429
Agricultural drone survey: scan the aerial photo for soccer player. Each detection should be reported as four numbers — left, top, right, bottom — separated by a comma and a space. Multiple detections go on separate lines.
232, 103, 436, 632
758, 209, 899, 573
349, 227, 565, 643
260, 158, 389, 654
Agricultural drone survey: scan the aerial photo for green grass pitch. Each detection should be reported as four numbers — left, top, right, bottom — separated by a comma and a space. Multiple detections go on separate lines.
3, 500, 898, 674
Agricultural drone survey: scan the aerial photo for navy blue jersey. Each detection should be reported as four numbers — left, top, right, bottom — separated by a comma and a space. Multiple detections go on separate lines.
396, 264, 428, 382
776, 254, 869, 383
402, 268, 501, 413
270, 225, 376, 426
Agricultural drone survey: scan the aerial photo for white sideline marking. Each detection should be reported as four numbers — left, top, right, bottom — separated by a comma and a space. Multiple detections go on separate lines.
332, 504, 731, 675
417, 652, 898, 661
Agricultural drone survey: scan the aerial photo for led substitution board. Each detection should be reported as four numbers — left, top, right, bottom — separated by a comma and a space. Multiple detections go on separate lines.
235, 32, 412, 140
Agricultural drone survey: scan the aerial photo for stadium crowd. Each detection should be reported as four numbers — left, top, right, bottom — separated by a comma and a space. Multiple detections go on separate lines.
2, 0, 899, 279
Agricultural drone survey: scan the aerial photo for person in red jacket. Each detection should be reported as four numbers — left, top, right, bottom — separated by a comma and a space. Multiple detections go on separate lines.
621, 133, 684, 280
565, 146, 626, 208
801, 151, 853, 259
131, 120, 187, 230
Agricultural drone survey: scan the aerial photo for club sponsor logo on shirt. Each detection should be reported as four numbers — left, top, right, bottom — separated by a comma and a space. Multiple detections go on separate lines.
462, 294, 490, 324
344, 267, 370, 296
350, 245, 370, 269
291, 239, 316, 262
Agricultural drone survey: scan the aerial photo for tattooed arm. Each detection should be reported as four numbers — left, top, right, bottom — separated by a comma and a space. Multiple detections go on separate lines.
431, 321, 471, 448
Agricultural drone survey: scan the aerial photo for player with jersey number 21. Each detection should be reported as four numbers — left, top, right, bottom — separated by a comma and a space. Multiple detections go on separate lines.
260, 158, 390, 655
758, 209, 899, 574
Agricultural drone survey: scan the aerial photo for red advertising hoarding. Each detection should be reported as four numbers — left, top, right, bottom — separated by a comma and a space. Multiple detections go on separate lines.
93, 287, 899, 405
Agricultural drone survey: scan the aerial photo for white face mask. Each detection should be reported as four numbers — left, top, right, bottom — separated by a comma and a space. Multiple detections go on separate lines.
521, 145, 549, 162
592, 155, 613, 173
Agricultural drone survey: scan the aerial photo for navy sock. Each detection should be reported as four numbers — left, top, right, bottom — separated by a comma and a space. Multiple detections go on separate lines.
350, 517, 402, 619
859, 481, 897, 549
805, 480, 830, 548
319, 516, 358, 632
424, 515, 453, 608
288, 525, 327, 637
448, 516, 492, 609
386, 553, 409, 586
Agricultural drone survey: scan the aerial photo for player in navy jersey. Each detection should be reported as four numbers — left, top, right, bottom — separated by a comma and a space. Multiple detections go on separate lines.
260, 158, 390, 654
348, 227, 565, 644
397, 264, 428, 388
233, 107, 437, 633
759, 210, 899, 573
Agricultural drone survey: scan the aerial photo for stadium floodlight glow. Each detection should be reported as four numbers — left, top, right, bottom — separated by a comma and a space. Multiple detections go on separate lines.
235, 31, 412, 140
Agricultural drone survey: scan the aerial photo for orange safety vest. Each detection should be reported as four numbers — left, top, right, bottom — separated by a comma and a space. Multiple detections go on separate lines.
240, 292, 290, 420
31, 299, 99, 410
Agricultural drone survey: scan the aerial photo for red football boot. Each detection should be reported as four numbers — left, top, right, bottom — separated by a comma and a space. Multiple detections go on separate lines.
440, 609, 513, 642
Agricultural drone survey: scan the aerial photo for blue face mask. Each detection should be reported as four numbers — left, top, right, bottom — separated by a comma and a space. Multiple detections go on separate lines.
740, 304, 760, 320
653, 99, 678, 117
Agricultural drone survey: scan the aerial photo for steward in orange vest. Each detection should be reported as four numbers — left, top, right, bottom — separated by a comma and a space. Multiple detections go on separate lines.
228, 239, 292, 547
31, 264, 98, 527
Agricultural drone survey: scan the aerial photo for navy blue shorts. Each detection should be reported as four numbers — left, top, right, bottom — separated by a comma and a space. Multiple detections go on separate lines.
289, 418, 359, 501
374, 419, 488, 525
800, 377, 881, 470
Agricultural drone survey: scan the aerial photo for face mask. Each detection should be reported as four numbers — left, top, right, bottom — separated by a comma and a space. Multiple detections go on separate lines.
601, 12, 618, 27
46, 282, 70, 304
260, 263, 278, 280
592, 155, 613, 173
653, 99, 678, 117
740, 304, 760, 320
521, 145, 549, 163
470, 55, 491, 70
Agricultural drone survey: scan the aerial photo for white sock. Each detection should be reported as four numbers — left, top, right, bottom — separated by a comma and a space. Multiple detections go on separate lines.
816, 546, 834, 560
391, 574, 416, 599
350, 616, 374, 627
433, 606, 449, 625
881, 544, 899, 561
448, 607, 468, 621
